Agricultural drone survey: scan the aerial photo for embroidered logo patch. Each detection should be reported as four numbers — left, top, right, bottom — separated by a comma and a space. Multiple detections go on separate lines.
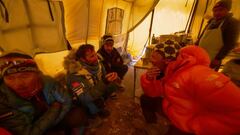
206, 74, 219, 81
172, 82, 180, 89
71, 82, 84, 96
215, 81, 224, 88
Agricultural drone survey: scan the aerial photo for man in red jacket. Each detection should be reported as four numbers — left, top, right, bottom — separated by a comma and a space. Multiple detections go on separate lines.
141, 40, 240, 135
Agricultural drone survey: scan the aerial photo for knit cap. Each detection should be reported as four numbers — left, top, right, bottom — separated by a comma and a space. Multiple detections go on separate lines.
102, 34, 114, 45
0, 52, 38, 76
153, 39, 181, 61
213, 0, 232, 11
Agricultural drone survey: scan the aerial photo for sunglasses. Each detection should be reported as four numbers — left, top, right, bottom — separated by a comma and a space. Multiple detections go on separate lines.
0, 59, 36, 70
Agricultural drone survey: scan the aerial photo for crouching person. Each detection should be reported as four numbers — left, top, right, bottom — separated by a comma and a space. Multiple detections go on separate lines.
141, 39, 240, 135
140, 40, 185, 135
64, 44, 119, 127
0, 52, 86, 135
97, 34, 128, 81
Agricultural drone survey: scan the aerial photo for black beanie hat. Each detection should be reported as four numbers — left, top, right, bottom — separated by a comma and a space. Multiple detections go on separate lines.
213, 0, 232, 11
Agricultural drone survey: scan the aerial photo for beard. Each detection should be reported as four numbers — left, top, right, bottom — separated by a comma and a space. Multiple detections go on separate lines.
88, 61, 98, 66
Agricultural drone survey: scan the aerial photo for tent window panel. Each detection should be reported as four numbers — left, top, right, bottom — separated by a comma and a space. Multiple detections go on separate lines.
127, 0, 195, 58
0, 0, 67, 56
105, 7, 124, 35
151, 0, 195, 36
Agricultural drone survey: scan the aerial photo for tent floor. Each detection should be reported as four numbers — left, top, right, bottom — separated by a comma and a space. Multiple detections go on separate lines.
83, 64, 169, 135
84, 92, 169, 135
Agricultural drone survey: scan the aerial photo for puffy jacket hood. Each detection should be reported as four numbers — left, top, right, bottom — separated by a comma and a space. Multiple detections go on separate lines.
63, 49, 103, 77
165, 45, 210, 76
63, 49, 83, 74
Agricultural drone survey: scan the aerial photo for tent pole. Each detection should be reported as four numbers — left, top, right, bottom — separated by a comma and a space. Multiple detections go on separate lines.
185, 0, 198, 33
148, 9, 155, 46
85, 0, 90, 44
197, 0, 210, 39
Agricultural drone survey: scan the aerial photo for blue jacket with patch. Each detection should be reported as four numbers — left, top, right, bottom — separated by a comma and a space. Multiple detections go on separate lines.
0, 75, 72, 135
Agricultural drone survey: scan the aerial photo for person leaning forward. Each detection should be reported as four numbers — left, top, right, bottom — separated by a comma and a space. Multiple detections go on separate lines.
141, 40, 240, 135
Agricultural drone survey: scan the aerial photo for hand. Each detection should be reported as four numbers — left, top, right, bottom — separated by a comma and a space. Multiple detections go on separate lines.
233, 47, 240, 53
146, 67, 161, 81
51, 102, 62, 109
105, 72, 118, 82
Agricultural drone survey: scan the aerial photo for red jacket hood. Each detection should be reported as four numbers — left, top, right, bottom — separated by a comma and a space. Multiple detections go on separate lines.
165, 45, 210, 77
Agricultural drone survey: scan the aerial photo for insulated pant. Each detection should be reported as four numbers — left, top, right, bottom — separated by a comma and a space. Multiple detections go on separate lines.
112, 65, 128, 80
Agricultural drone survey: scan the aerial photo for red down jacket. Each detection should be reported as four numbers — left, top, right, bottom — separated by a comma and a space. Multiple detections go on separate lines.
142, 45, 240, 135
0, 128, 11, 135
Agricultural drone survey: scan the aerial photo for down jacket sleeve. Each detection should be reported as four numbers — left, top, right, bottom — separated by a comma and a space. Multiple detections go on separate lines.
43, 76, 72, 124
140, 73, 164, 97
0, 128, 11, 135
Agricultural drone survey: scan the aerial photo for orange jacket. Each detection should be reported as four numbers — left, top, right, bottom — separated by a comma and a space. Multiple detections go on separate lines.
0, 128, 11, 135
162, 46, 240, 135
141, 73, 164, 97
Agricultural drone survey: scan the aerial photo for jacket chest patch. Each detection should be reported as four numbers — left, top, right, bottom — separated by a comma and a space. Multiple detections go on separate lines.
172, 82, 180, 89
215, 81, 224, 88
71, 82, 84, 96
206, 74, 219, 81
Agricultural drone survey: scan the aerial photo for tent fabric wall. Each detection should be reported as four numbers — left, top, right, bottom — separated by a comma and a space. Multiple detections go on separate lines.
0, 0, 68, 56
36, 0, 159, 76
127, 0, 196, 57
63, 0, 159, 50
127, 15, 151, 57
3, 0, 239, 77
100, 0, 132, 49
63, 0, 104, 46
127, 0, 159, 32
189, 0, 208, 41
63, 0, 133, 49
151, 0, 195, 35
63, 0, 89, 45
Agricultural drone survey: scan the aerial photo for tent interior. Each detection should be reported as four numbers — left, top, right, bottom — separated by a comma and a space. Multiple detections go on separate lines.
1, 0, 239, 77
0, 0, 239, 102
0, 0, 240, 133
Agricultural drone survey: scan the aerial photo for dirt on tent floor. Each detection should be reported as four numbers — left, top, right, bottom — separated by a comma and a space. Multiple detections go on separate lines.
85, 92, 169, 135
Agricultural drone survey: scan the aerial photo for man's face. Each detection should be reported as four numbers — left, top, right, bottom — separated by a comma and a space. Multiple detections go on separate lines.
213, 7, 228, 20
82, 49, 98, 65
150, 51, 166, 70
103, 41, 114, 54
3, 72, 42, 94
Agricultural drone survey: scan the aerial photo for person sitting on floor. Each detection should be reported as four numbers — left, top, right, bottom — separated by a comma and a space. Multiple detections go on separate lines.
0, 52, 87, 135
97, 34, 128, 81
140, 40, 240, 135
64, 44, 120, 126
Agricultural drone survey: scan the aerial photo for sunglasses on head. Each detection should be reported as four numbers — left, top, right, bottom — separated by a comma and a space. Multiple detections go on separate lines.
0, 59, 36, 70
